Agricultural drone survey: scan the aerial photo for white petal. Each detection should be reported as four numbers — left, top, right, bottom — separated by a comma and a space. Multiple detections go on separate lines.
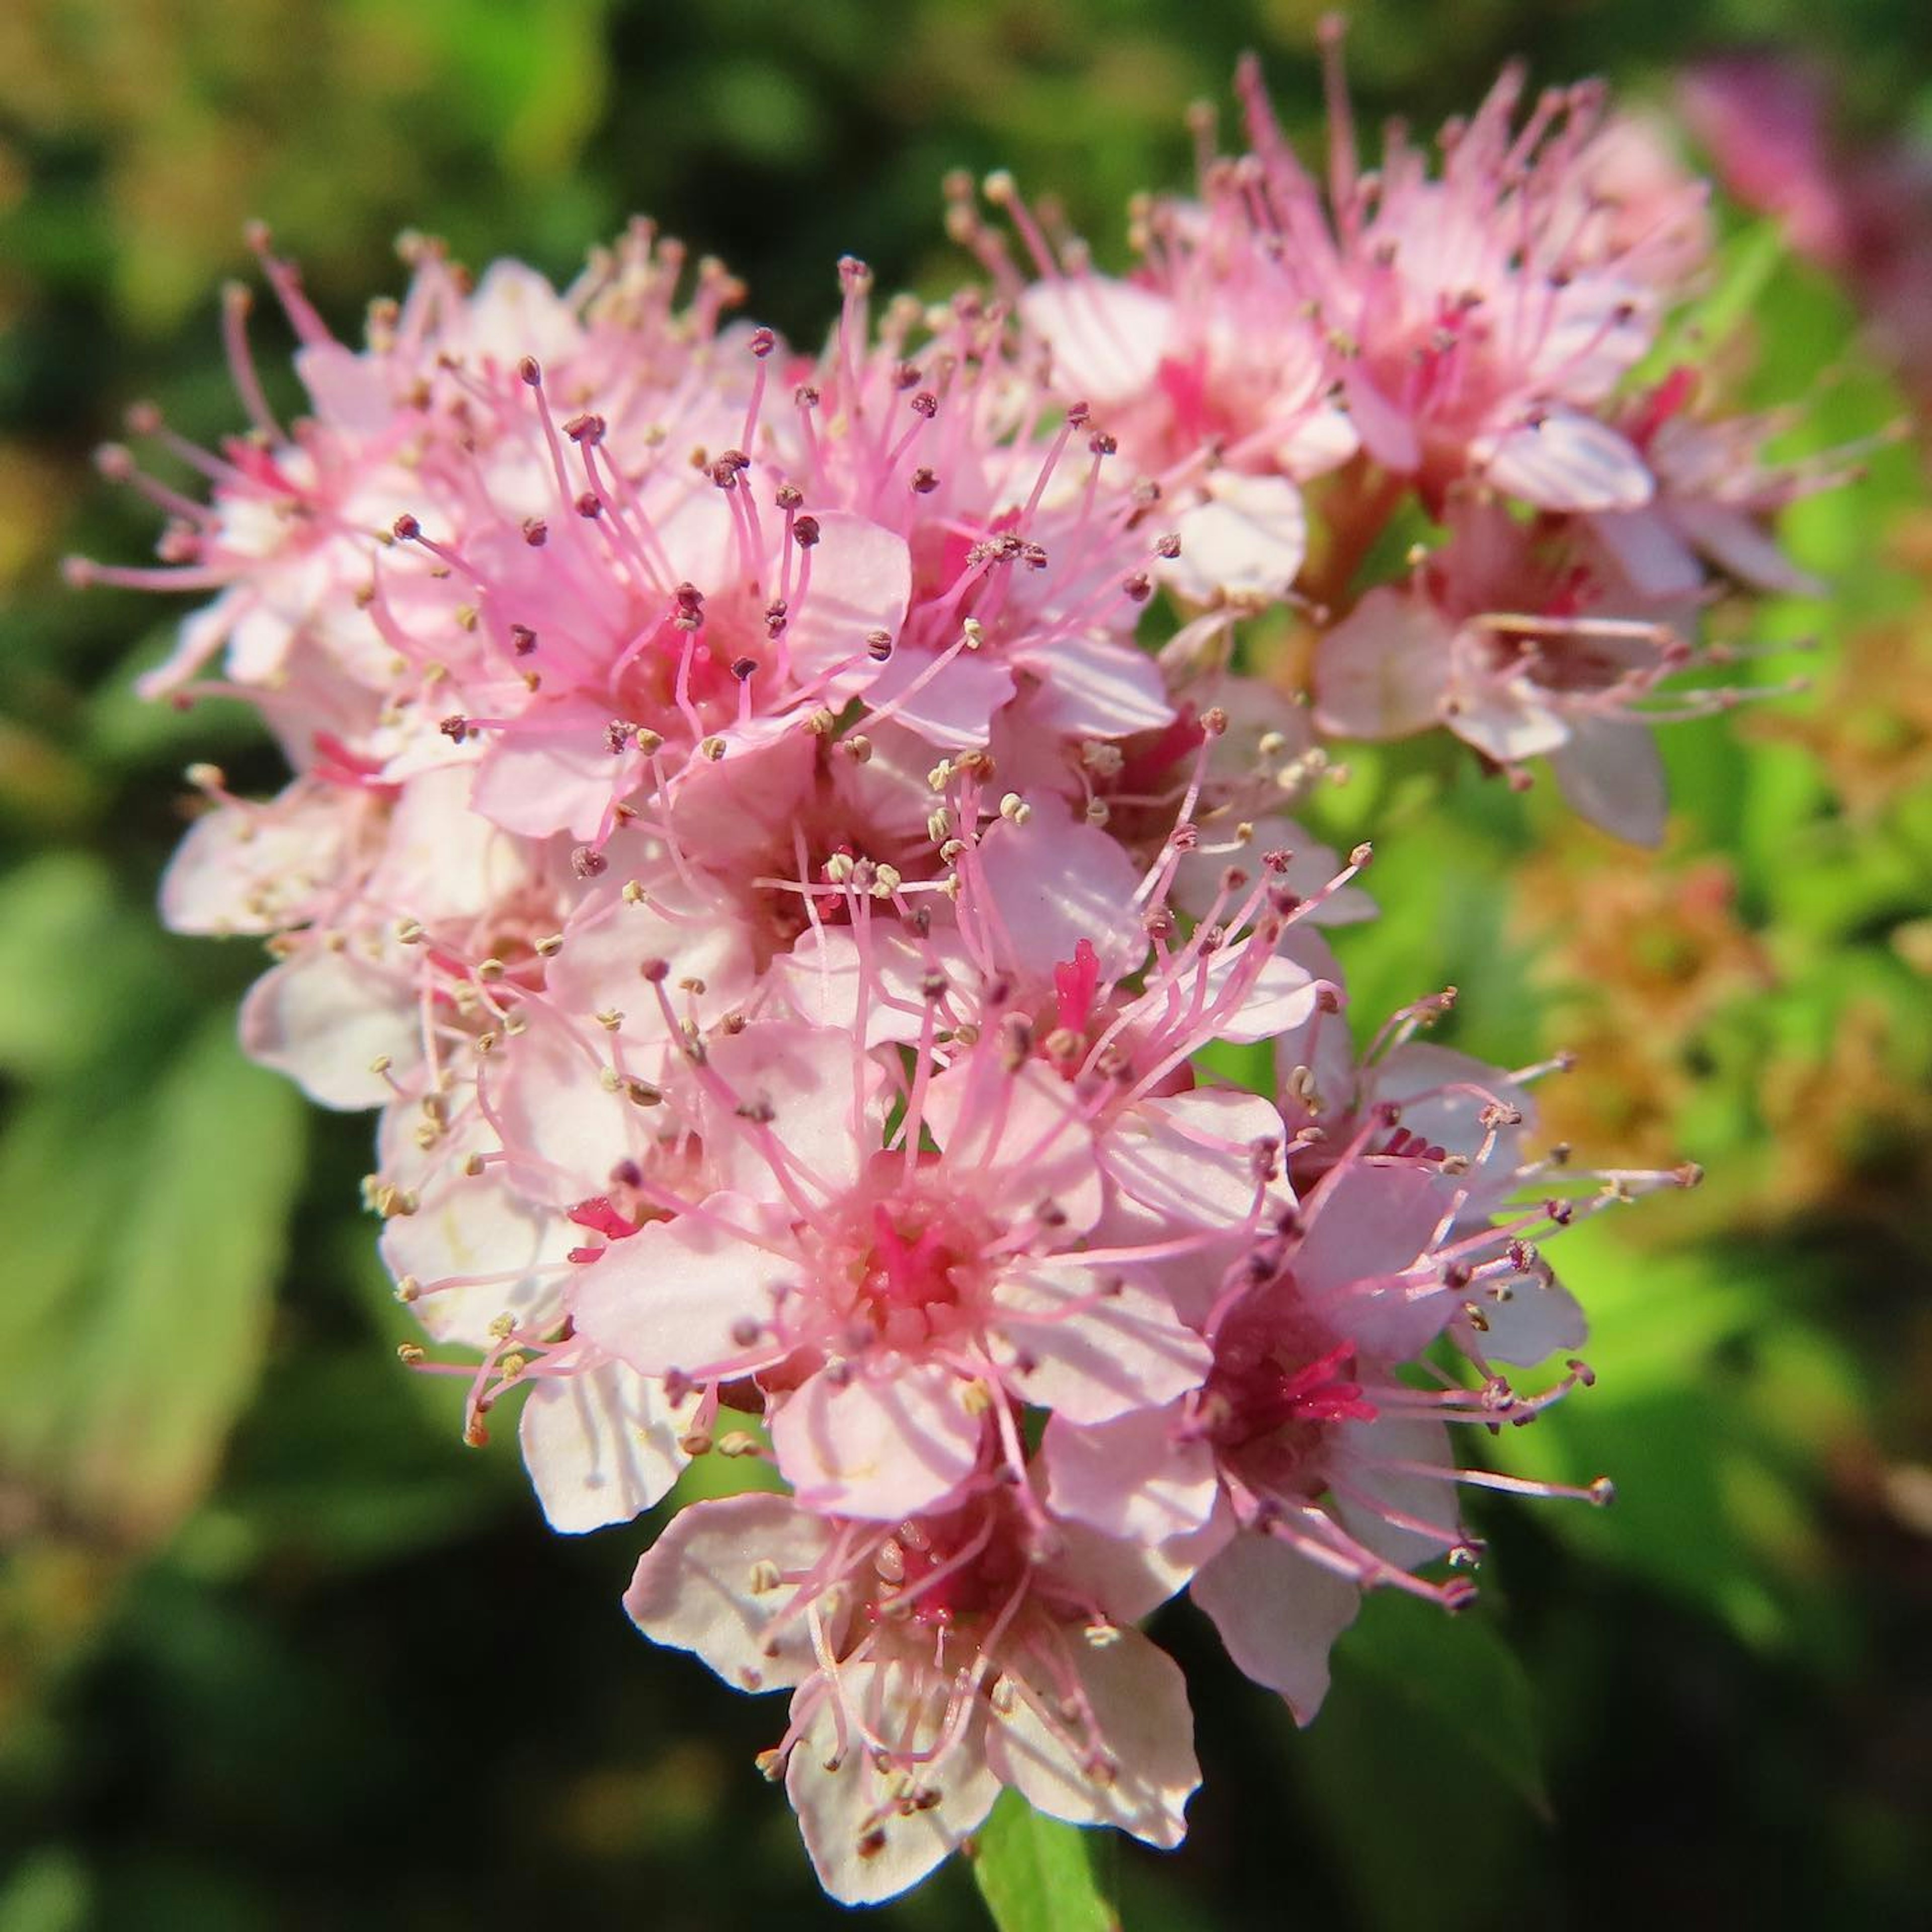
380, 1166, 576, 1348
1043, 1405, 1219, 1546
1473, 409, 1654, 513
623, 1491, 833, 1690
768, 1363, 985, 1520
1313, 587, 1452, 741
1162, 474, 1307, 604
994, 1263, 1211, 1423
1019, 277, 1174, 404
986, 1626, 1198, 1847
518, 1355, 695, 1532
238, 947, 420, 1109
786, 1666, 1000, 1905
572, 1198, 797, 1378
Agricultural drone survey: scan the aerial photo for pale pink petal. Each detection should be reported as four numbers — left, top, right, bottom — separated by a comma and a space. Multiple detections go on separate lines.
971, 799, 1147, 982
1537, 280, 1656, 397
624, 1491, 833, 1691
1473, 409, 1654, 512
1291, 1160, 1454, 1358
1057, 1508, 1224, 1624
519, 1355, 695, 1533
1019, 277, 1174, 404
700, 1022, 882, 1199
1097, 1089, 1281, 1233
1442, 675, 1571, 763
786, 1667, 1000, 1905
769, 1363, 985, 1519
1370, 1040, 1532, 1203
547, 872, 760, 1045
1206, 945, 1325, 1044
1590, 504, 1707, 600
364, 764, 532, 924
1016, 631, 1175, 740
572, 1198, 796, 1378
1275, 404, 1361, 478
238, 948, 420, 1109
294, 342, 393, 432
482, 1004, 638, 1199
1043, 1405, 1219, 1546
470, 696, 637, 842
921, 1062, 1104, 1233
1340, 366, 1421, 472
1333, 1415, 1463, 1569
1549, 714, 1667, 845
160, 791, 352, 936
1673, 498, 1824, 596
985, 1626, 1198, 1848
769, 928, 936, 1048
783, 512, 914, 692
1313, 587, 1452, 741
452, 260, 584, 367
379, 1167, 576, 1348
135, 590, 243, 698
1162, 474, 1307, 604
1455, 1266, 1588, 1367
862, 640, 1014, 748
994, 1263, 1212, 1422
1190, 1532, 1360, 1722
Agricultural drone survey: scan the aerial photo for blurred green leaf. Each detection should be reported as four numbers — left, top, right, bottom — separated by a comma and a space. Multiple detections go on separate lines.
0, 851, 170, 1078
971, 1790, 1117, 1932
0, 1013, 304, 1542
1287, 1589, 1550, 1930
1484, 1219, 1864, 1660
0, 1848, 91, 1932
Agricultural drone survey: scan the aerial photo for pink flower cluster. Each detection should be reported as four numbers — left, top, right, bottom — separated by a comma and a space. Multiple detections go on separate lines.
83, 39, 1787, 1907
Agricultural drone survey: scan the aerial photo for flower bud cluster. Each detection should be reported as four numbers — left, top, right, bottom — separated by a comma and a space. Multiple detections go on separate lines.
85, 40, 1793, 1907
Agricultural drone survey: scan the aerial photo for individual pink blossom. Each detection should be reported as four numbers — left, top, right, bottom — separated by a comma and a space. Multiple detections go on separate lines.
160, 757, 568, 1107
624, 1479, 1200, 1903
565, 1016, 1223, 1521
76, 225, 751, 726
757, 263, 1180, 748
1313, 495, 1713, 843
996, 27, 1694, 526
1050, 993, 1691, 1720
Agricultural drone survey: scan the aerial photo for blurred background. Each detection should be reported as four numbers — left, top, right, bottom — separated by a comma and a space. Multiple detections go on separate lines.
4, 1, 1931, 1925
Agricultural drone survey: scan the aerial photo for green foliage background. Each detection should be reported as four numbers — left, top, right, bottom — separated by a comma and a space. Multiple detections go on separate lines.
3, 2, 1930, 1926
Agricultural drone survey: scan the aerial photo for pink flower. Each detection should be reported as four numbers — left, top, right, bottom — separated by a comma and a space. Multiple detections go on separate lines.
994, 31, 1683, 523
624, 1481, 1199, 1903
567, 1018, 1220, 1520
1314, 496, 1710, 843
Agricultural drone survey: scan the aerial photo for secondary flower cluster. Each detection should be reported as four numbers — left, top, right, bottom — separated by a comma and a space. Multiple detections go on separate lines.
84, 38, 1790, 1908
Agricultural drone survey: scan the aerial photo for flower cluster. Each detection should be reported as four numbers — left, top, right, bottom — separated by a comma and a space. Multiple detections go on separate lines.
82, 35, 1805, 1909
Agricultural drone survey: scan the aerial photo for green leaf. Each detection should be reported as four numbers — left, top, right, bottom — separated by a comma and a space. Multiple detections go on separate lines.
0, 1013, 305, 1544
971, 1790, 1118, 1932
1287, 1594, 1551, 1930
0, 852, 173, 1078
0, 1848, 91, 1932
